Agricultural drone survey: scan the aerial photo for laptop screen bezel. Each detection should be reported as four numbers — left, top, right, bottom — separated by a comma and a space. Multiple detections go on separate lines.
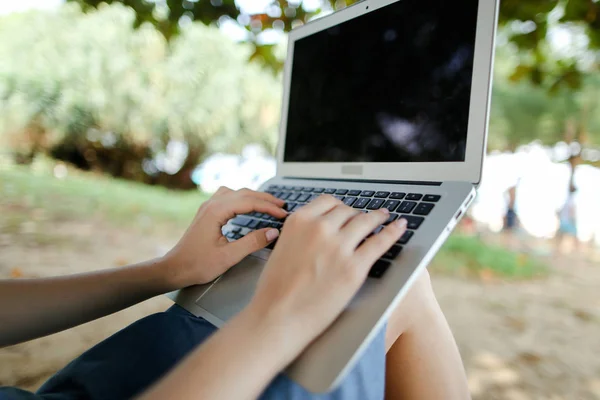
276, 0, 498, 185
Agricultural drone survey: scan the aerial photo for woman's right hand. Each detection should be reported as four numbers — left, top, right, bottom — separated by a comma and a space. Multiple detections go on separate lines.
248, 194, 408, 359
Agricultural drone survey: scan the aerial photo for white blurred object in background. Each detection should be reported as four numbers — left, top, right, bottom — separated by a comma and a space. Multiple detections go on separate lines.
472, 143, 600, 242
192, 144, 276, 193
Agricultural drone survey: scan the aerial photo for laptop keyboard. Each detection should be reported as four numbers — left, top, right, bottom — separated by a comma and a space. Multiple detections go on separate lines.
224, 185, 441, 279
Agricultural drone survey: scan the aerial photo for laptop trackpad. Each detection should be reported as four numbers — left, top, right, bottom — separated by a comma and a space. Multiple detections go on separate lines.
195, 255, 265, 322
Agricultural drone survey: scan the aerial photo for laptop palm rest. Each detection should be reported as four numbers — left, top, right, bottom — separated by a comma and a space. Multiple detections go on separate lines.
195, 255, 265, 322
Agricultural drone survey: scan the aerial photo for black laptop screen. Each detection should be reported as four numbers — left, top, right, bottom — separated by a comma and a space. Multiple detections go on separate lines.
283, 0, 480, 163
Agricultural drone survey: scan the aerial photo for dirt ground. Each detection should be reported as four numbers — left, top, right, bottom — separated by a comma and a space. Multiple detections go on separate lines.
0, 218, 599, 400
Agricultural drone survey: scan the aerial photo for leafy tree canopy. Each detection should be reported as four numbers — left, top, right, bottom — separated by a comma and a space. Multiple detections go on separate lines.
71, 0, 599, 88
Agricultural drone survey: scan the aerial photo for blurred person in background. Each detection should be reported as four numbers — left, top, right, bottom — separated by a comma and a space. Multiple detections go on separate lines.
503, 185, 519, 234
556, 182, 579, 254
501, 184, 521, 250
0, 189, 469, 400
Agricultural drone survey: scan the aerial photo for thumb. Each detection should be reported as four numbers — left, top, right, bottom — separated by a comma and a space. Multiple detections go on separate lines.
226, 228, 280, 261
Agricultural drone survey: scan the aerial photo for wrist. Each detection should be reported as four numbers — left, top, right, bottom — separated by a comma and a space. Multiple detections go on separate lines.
150, 255, 188, 292
240, 300, 312, 370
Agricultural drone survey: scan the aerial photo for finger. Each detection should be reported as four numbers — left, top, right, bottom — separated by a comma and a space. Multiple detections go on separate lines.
237, 188, 285, 207
295, 194, 341, 217
217, 197, 287, 224
354, 219, 408, 274
341, 209, 391, 246
323, 204, 362, 229
224, 228, 280, 264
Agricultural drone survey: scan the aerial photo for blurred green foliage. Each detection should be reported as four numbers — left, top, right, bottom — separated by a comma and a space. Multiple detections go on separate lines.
1, 1, 599, 189
489, 76, 600, 151
0, 3, 281, 187
71, 0, 600, 88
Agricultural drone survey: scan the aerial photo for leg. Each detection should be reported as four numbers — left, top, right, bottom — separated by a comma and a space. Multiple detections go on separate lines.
384, 271, 470, 400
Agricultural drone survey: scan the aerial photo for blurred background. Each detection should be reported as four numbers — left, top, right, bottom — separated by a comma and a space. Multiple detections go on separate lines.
0, 0, 599, 399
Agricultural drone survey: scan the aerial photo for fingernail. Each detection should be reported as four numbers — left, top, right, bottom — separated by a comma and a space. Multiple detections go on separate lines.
396, 219, 407, 228
381, 208, 390, 214
265, 229, 280, 242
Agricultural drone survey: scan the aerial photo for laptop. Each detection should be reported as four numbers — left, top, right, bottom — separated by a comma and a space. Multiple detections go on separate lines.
170, 0, 499, 393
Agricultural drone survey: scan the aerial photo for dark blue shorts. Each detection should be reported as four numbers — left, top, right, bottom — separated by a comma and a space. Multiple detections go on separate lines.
0, 305, 386, 400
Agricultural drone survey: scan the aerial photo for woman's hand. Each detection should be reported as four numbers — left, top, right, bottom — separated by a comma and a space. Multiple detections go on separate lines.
248, 194, 408, 358
162, 186, 287, 289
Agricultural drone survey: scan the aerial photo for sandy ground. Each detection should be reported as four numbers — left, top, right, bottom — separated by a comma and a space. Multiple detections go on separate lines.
0, 217, 599, 400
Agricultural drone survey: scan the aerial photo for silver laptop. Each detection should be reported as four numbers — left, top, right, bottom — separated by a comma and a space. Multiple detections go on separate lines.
170, 0, 498, 393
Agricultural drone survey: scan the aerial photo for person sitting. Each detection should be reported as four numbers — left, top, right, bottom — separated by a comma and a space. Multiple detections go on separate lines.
0, 188, 470, 400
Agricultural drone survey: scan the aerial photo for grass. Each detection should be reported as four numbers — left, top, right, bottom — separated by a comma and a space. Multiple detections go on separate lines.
431, 234, 549, 280
0, 159, 208, 232
0, 158, 548, 280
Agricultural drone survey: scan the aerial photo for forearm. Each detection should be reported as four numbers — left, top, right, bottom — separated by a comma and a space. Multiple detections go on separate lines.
139, 304, 302, 400
0, 257, 178, 347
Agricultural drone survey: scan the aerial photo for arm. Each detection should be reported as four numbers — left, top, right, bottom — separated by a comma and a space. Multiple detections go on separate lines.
0, 258, 174, 348
140, 196, 407, 400
0, 187, 287, 348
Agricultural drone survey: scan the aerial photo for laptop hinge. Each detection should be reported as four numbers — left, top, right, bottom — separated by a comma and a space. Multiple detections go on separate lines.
283, 176, 443, 187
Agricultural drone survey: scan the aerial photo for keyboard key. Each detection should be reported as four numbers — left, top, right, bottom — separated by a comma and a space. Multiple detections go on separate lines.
293, 186, 303, 191
367, 199, 385, 210
399, 215, 425, 230
247, 219, 260, 229
226, 232, 236, 239
384, 213, 399, 225
279, 192, 291, 200
369, 260, 391, 278
353, 197, 370, 209
303, 187, 314, 192
257, 221, 270, 229
287, 202, 300, 212
397, 230, 414, 245
297, 194, 311, 203
360, 191, 375, 197
335, 189, 349, 195
283, 202, 297, 212
233, 233, 243, 240
423, 194, 441, 202
334, 195, 344, 201
382, 200, 400, 212
374, 191, 390, 198
398, 201, 417, 213
313, 188, 325, 193
406, 193, 423, 201
269, 222, 283, 230
268, 185, 280, 190
413, 203, 435, 216
390, 192, 406, 200
308, 194, 320, 202
282, 185, 294, 190
370, 225, 384, 236
288, 192, 301, 202
231, 216, 252, 227
348, 190, 361, 196
231, 227, 241, 233
324, 188, 336, 194
343, 197, 358, 207
383, 245, 403, 260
